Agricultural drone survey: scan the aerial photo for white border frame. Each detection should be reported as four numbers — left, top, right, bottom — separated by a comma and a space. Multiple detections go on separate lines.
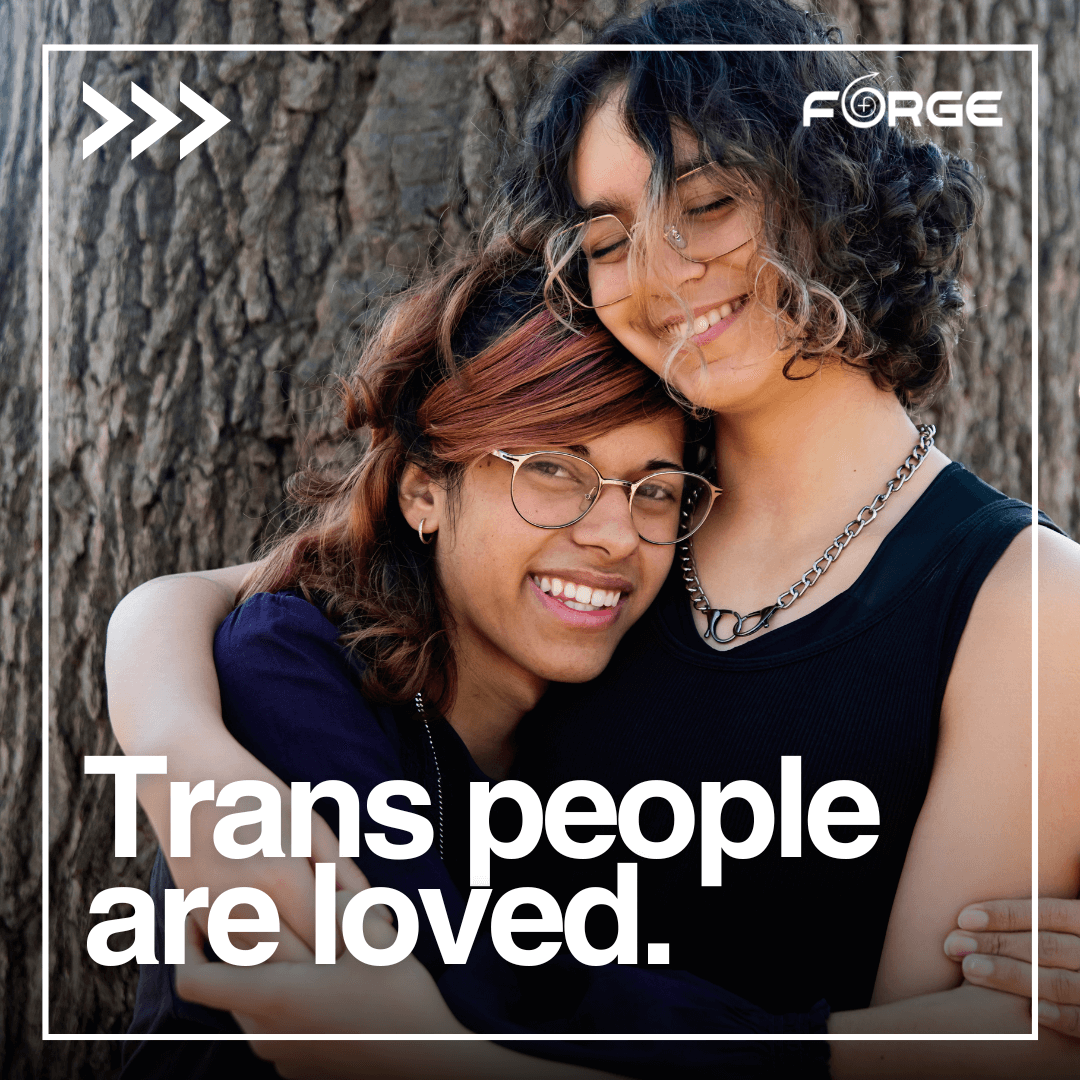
42, 41, 1039, 1043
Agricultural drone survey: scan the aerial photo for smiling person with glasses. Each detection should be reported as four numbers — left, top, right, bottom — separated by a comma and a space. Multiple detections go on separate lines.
111, 248, 739, 1079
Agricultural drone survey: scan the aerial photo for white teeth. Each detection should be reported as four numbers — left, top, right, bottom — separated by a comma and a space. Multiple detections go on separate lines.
672, 302, 746, 338
564, 598, 607, 612
533, 576, 624, 611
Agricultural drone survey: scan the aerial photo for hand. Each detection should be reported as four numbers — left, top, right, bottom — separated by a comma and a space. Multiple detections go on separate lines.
159, 738, 371, 958
176, 889, 468, 1037
944, 897, 1080, 1038
178, 901, 621, 1080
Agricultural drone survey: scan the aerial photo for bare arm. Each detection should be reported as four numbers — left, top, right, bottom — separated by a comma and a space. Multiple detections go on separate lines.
870, 527, 1055, 1003
105, 565, 368, 949
822, 526, 1080, 1071
179, 894, 627, 1080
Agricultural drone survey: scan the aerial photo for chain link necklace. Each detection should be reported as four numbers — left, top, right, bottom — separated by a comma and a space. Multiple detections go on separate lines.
414, 691, 445, 860
680, 425, 936, 645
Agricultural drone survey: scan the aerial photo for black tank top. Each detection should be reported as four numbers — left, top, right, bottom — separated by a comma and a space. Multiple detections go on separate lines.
514, 463, 1059, 1014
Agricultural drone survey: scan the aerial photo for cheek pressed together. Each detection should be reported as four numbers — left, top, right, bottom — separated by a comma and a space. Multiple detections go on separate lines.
432, 416, 691, 689
568, 95, 796, 412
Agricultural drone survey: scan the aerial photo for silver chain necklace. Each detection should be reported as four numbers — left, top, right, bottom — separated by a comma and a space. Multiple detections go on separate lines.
680, 425, 936, 644
414, 691, 445, 860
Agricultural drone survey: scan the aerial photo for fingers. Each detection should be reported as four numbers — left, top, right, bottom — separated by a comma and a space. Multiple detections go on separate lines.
263, 919, 315, 963
328, 857, 371, 895
958, 896, 1080, 936
334, 888, 398, 957
198, 897, 315, 963
1038, 1000, 1080, 1039
958, 898, 1031, 933
947, 928, 1080, 969
310, 815, 371, 894
260, 861, 319, 953
1037, 897, 1080, 936
334, 888, 394, 926
1037, 929, 1080, 970
961, 953, 1034, 997
959, 946, 1080, 1005
1040, 962, 1080, 1008
945, 929, 1032, 964
185, 911, 210, 967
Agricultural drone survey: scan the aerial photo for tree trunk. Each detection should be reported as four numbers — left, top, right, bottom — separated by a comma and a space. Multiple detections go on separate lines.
1, 1, 1074, 1075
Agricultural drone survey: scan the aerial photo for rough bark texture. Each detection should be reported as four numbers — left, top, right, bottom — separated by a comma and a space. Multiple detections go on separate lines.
0, 0, 1075, 1075
0, 1, 46, 1077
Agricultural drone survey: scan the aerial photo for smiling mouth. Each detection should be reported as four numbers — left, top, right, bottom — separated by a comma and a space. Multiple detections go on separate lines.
530, 574, 623, 612
667, 296, 748, 338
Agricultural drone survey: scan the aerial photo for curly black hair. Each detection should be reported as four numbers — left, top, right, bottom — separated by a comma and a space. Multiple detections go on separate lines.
496, 0, 984, 407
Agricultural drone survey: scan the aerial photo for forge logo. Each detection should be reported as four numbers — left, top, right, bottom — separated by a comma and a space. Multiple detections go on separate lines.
803, 73, 1002, 128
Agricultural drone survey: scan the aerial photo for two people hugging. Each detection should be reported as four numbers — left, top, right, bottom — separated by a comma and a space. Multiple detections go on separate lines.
106, 3, 1080, 1078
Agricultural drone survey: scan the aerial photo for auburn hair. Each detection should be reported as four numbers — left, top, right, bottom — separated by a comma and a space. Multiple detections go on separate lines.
239, 244, 684, 713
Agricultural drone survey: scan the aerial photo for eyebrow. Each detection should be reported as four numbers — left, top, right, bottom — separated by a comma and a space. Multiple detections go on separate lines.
641, 457, 684, 473
577, 155, 717, 217
576, 195, 632, 219
570, 445, 684, 473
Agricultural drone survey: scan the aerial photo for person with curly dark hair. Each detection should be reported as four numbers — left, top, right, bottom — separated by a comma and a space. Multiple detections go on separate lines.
512, 3, 981, 413
106, 0, 1080, 1074
487, 0, 1080, 1053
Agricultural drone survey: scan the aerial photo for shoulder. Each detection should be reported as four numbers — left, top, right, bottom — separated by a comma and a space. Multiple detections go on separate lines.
942, 521, 1030, 704
215, 590, 350, 675
218, 589, 340, 646
957, 516, 1076, 622
1039, 525, 1080, 609
213, 592, 402, 778
1039, 527, 1080, 710
214, 590, 366, 721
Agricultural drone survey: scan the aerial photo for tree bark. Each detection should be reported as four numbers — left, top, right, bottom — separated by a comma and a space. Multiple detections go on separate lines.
1, 1, 1074, 1076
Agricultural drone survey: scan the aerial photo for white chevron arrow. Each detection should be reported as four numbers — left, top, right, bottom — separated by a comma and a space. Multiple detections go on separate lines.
82, 83, 134, 159
130, 83, 182, 158
179, 83, 230, 159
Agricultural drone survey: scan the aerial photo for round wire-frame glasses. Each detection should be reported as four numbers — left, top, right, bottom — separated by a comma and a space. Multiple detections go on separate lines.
492, 449, 722, 546
548, 162, 753, 311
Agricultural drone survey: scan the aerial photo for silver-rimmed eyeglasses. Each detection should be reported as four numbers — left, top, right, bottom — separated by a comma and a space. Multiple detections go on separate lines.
547, 162, 753, 310
492, 450, 721, 546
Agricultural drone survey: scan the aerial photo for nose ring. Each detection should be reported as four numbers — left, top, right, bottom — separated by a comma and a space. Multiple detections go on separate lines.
664, 224, 687, 250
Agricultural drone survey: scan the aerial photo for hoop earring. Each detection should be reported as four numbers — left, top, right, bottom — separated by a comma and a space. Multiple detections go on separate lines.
418, 518, 436, 545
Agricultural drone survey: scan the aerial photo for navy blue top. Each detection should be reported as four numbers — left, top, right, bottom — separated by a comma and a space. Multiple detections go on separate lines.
123, 593, 828, 1080
513, 463, 1057, 1014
